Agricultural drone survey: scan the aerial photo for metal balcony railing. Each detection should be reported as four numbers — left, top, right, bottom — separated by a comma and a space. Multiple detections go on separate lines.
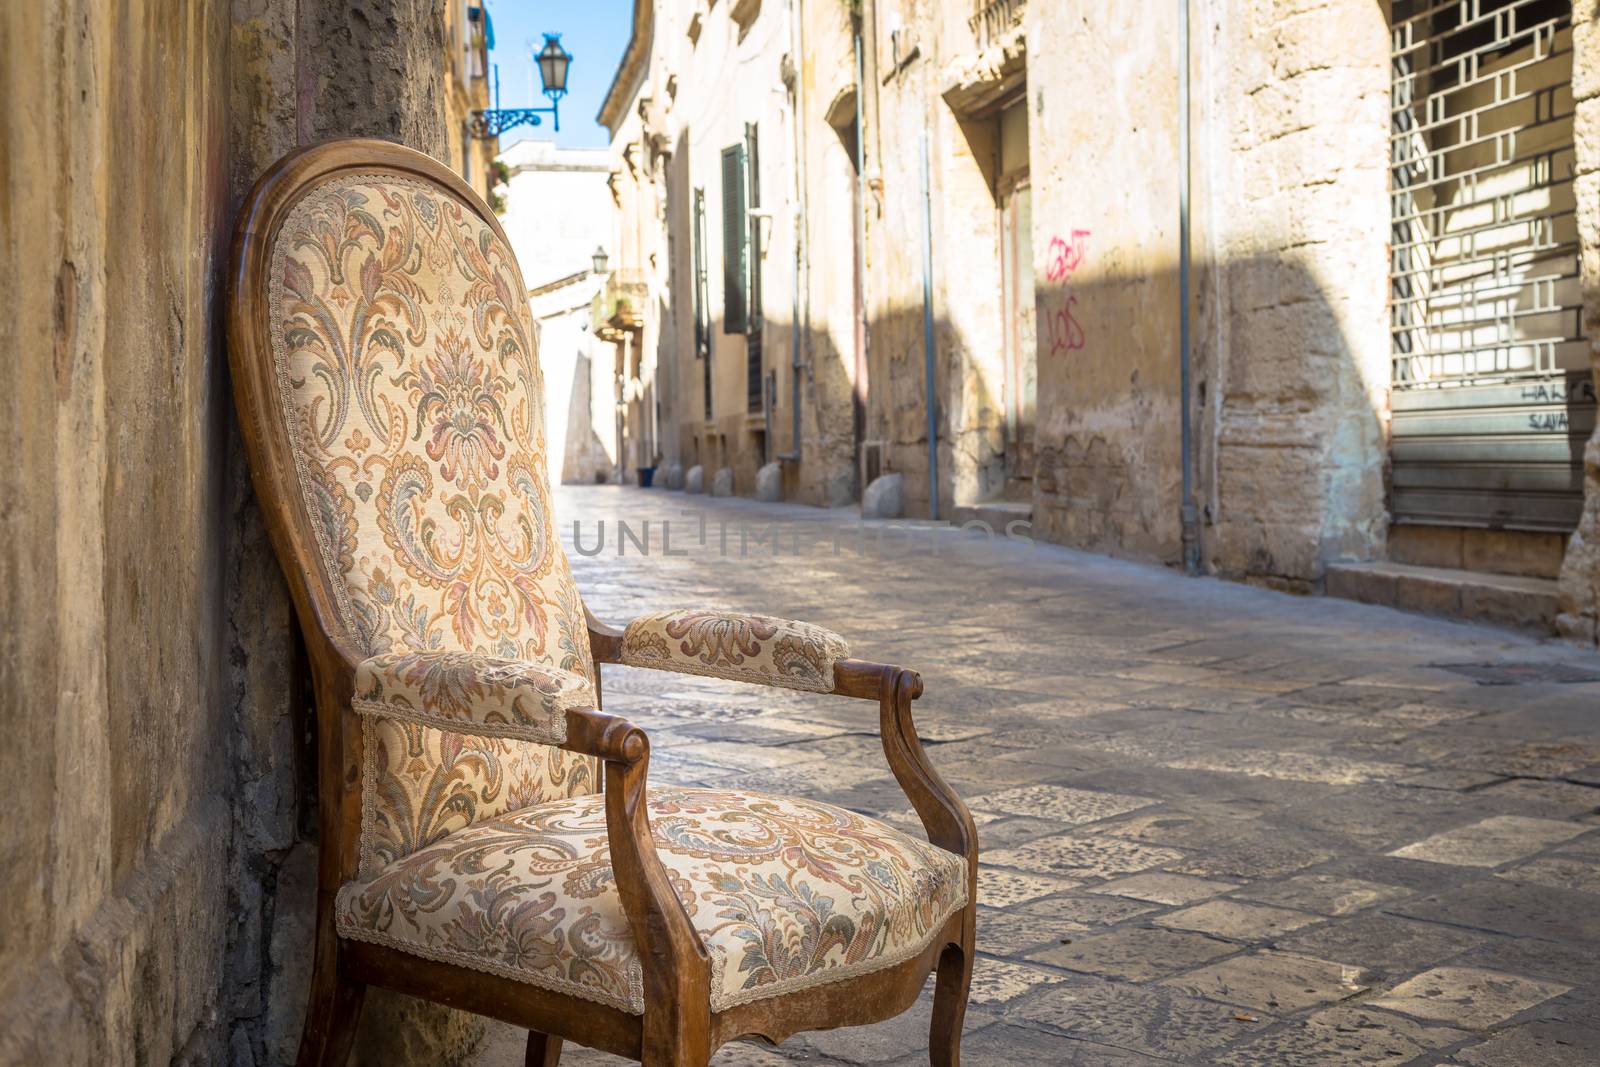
969, 0, 1025, 49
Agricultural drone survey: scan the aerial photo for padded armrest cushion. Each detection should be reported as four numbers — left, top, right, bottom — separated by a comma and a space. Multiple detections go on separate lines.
353, 650, 594, 744
619, 609, 850, 693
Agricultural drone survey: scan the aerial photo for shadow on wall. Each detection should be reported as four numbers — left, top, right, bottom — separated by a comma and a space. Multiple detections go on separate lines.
560, 351, 613, 484
678, 308, 862, 509
858, 302, 1009, 519
841, 255, 1388, 591
643, 248, 1390, 594
1032, 256, 1387, 589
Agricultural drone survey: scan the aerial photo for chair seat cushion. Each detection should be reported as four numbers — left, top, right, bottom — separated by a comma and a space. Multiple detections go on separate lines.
335, 786, 968, 1014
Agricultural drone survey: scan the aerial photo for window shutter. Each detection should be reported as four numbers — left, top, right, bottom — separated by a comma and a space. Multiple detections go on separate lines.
692, 187, 709, 359
746, 123, 762, 334
745, 123, 764, 412
721, 143, 748, 334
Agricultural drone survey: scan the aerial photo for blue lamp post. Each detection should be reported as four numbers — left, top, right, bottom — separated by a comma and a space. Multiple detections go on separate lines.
469, 33, 573, 138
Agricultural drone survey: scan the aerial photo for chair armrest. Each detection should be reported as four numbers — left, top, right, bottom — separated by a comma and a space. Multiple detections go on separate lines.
353, 649, 594, 744
587, 609, 975, 869
611, 608, 850, 693
592, 604, 976, 869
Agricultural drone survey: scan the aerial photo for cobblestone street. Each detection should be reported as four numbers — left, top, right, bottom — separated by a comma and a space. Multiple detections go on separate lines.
477, 486, 1600, 1066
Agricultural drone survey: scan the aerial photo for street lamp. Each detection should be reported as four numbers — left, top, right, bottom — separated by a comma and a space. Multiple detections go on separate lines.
469, 33, 573, 139
591, 245, 610, 275
536, 34, 573, 100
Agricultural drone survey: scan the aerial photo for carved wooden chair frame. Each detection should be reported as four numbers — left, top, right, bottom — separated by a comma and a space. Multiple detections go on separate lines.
226, 139, 978, 1067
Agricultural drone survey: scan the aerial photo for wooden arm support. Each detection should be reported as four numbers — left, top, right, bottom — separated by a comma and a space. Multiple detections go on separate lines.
563, 705, 713, 1050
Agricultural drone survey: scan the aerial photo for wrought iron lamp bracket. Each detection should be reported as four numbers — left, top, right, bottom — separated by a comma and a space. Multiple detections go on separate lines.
469, 106, 559, 139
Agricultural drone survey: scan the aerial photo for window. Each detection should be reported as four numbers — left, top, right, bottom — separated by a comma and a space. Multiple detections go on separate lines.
721, 142, 749, 334
460, 123, 472, 184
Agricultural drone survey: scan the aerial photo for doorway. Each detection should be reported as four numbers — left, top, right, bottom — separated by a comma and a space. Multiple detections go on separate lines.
997, 95, 1035, 496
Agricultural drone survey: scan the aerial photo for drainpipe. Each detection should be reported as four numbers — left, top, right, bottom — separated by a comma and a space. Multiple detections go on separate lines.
852, 18, 873, 473
1179, 0, 1201, 574
778, 0, 807, 462
860, 0, 883, 426
920, 133, 940, 520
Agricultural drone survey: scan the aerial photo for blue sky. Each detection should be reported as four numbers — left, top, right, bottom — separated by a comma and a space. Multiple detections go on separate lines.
484, 0, 633, 150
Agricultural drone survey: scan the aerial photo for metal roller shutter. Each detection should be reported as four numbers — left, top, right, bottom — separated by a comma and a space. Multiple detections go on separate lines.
1389, 0, 1591, 531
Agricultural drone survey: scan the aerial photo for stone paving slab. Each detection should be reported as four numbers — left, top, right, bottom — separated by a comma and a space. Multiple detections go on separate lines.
1159, 949, 1368, 1014
467, 487, 1600, 1067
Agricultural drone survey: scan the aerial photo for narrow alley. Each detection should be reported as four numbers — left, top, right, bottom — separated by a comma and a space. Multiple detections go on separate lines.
11, 0, 1600, 1062
473, 485, 1600, 1066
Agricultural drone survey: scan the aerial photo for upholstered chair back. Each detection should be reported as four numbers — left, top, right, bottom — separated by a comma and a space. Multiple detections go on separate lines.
265, 169, 597, 873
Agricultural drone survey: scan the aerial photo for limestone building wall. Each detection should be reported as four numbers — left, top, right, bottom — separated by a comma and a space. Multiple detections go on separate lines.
794, 0, 877, 507
1561, 0, 1600, 643
441, 0, 500, 202
497, 141, 615, 486
597, 11, 666, 488
601, 0, 864, 506
1192, 0, 1392, 588
0, 0, 488, 1062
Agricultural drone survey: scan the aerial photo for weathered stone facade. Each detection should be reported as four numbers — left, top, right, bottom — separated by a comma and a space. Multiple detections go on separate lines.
600, 0, 1600, 645
598, 0, 867, 508
1191, 0, 1392, 589
496, 140, 616, 486
0, 0, 487, 1062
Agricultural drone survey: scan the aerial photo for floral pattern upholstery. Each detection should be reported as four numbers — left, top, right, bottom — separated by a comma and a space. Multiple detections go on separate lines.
361, 717, 596, 877
355, 649, 593, 744
267, 173, 599, 873
621, 609, 850, 693
336, 787, 967, 1013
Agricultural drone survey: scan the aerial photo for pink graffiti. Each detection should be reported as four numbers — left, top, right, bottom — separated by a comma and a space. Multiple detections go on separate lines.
1044, 229, 1090, 354
1045, 229, 1090, 282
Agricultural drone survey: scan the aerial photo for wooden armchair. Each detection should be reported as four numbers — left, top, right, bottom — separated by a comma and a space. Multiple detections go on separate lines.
226, 139, 977, 1067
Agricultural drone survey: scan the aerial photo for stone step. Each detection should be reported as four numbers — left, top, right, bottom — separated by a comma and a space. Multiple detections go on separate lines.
1325, 560, 1560, 634
947, 500, 1033, 533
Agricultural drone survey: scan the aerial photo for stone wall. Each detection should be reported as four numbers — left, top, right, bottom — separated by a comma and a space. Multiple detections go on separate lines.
1560, 0, 1600, 646
795, 2, 872, 509
1025, 1, 1185, 559
0, 0, 482, 1063
0, 3, 233, 1061
1195, 0, 1391, 589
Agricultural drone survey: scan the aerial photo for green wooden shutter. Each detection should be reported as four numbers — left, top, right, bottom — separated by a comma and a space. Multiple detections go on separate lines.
721, 142, 748, 334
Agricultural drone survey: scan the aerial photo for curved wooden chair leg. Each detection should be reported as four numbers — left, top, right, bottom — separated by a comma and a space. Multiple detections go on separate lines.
295, 910, 366, 1067
525, 1031, 563, 1066
929, 936, 973, 1067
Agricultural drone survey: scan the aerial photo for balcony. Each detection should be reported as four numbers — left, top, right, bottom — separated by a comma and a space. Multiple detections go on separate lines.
969, 0, 1025, 50
591, 269, 649, 341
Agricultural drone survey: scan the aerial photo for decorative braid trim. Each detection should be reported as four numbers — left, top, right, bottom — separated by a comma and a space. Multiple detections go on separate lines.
335, 883, 647, 1014
618, 652, 838, 693
358, 723, 380, 880
334, 873, 966, 1019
